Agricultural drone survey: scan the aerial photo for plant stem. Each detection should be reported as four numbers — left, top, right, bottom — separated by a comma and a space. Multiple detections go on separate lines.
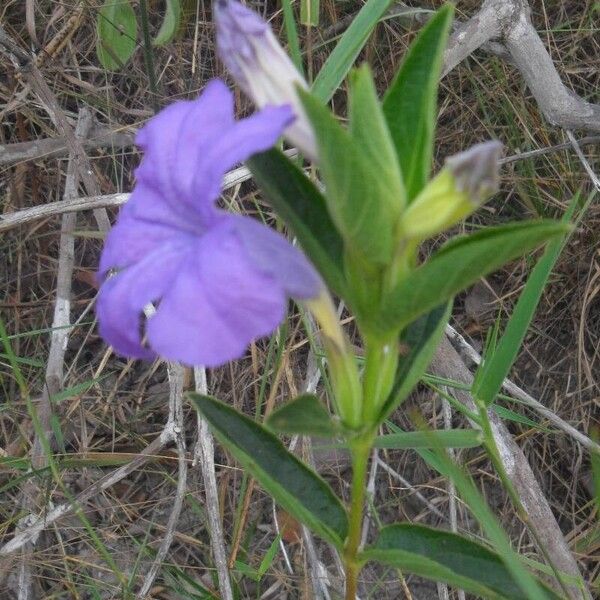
344, 438, 372, 600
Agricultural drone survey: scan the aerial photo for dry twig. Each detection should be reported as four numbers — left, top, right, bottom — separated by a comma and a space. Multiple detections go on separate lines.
193, 366, 234, 600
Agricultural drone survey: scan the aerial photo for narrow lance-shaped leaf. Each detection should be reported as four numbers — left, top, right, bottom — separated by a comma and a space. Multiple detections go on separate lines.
190, 393, 349, 548
247, 149, 347, 297
416, 434, 556, 599
349, 65, 406, 210
382, 5, 453, 201
312, 0, 396, 103
363, 524, 561, 600
380, 221, 569, 333
374, 429, 482, 449
153, 0, 181, 46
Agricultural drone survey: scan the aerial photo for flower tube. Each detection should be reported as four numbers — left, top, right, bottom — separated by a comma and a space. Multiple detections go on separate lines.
214, 0, 318, 161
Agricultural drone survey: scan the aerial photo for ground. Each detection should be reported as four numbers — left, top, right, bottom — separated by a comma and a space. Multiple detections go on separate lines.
0, 1, 598, 598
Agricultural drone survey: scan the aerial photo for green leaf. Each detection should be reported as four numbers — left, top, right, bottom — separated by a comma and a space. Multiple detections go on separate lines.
189, 393, 348, 547
153, 0, 181, 46
282, 0, 304, 76
474, 193, 582, 405
267, 394, 338, 438
349, 65, 406, 210
312, 0, 395, 103
96, 0, 137, 71
374, 429, 482, 449
247, 149, 346, 297
299, 89, 398, 264
363, 524, 560, 600
377, 301, 451, 424
258, 534, 282, 577
382, 5, 453, 201
381, 221, 569, 332
491, 404, 550, 433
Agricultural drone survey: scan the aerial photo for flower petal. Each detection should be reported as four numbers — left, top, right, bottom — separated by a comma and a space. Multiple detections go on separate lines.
98, 182, 195, 278
191, 103, 294, 203
97, 242, 187, 359
231, 215, 322, 299
134, 80, 234, 224
146, 222, 287, 366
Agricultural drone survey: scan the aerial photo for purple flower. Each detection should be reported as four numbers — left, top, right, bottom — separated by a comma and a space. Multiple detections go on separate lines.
214, 0, 317, 161
97, 79, 322, 367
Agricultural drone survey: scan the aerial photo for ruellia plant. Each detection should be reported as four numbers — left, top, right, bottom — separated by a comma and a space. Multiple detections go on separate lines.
96, 1, 573, 598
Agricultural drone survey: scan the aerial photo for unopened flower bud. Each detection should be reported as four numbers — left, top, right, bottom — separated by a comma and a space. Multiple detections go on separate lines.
398, 140, 503, 241
214, 0, 318, 161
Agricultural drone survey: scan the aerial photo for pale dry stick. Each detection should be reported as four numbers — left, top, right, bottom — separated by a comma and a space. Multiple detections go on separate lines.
193, 366, 234, 600
271, 504, 294, 575
12, 110, 94, 600
375, 457, 446, 521
302, 527, 333, 600
0, 429, 174, 556
24, 66, 111, 232
0, 129, 135, 166
566, 131, 600, 193
431, 335, 588, 599
445, 324, 600, 454
498, 136, 600, 166
442, 0, 600, 132
0, 150, 298, 233
138, 362, 188, 598
3, 127, 599, 233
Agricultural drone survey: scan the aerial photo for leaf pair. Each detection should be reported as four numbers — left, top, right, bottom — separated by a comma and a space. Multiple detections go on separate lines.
191, 393, 560, 599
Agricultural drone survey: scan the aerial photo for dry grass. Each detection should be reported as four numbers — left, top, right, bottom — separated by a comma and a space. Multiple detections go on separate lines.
0, 0, 599, 598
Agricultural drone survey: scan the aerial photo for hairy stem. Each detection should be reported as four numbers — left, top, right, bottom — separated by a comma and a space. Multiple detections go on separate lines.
344, 438, 372, 600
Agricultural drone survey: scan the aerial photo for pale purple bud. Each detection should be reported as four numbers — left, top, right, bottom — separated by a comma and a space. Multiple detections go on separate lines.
445, 140, 503, 204
214, 0, 318, 161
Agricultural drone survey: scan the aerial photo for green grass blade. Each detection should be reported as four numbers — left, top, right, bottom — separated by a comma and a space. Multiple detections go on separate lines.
474, 192, 590, 405
311, 0, 395, 103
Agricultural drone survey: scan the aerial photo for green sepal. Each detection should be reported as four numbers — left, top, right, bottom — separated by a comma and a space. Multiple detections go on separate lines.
299, 88, 401, 265
189, 393, 348, 548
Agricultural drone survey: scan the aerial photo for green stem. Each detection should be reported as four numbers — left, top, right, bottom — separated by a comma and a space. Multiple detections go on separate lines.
344, 437, 372, 600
